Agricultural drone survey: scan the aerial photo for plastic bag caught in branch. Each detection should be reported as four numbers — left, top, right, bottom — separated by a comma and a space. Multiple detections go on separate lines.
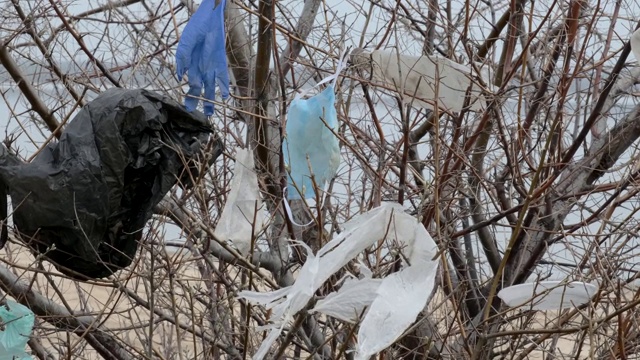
351, 48, 486, 113
213, 148, 264, 255
311, 276, 382, 323
354, 260, 439, 360
0, 89, 219, 280
238, 203, 439, 359
176, 0, 230, 116
631, 28, 640, 61
0, 299, 34, 360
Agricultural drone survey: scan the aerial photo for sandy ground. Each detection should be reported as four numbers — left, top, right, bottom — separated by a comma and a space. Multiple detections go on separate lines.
1, 240, 210, 359
0, 239, 635, 359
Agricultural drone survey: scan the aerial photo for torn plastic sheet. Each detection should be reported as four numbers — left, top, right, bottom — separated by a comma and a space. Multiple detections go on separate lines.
354, 260, 438, 360
283, 51, 348, 200
238, 203, 439, 359
631, 28, 640, 61
498, 281, 599, 311
0, 299, 34, 360
0, 88, 219, 280
212, 148, 264, 255
351, 49, 486, 113
310, 276, 382, 323
176, 0, 230, 116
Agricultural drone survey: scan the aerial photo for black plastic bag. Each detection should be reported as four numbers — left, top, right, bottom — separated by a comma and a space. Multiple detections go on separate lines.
0, 88, 221, 280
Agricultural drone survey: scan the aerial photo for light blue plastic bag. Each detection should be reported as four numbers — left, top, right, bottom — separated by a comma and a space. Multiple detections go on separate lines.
283, 51, 348, 200
176, 0, 230, 116
0, 299, 34, 360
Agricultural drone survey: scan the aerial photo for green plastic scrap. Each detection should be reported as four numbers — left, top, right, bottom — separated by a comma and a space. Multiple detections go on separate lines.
0, 299, 34, 360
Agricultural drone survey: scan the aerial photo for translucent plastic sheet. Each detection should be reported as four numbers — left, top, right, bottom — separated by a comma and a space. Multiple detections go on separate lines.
353, 49, 486, 113
238, 203, 439, 359
631, 28, 640, 61
498, 281, 598, 311
213, 148, 264, 255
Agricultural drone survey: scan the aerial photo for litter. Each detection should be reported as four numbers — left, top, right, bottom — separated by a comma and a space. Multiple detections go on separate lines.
283, 50, 349, 200
351, 48, 486, 113
213, 148, 264, 255
631, 28, 640, 61
239, 203, 439, 359
0, 299, 35, 360
498, 281, 599, 311
176, 0, 230, 116
0, 88, 220, 279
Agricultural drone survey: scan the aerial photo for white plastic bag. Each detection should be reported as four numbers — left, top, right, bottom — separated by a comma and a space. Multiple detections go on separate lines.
354, 260, 438, 360
212, 148, 264, 255
631, 28, 640, 61
311, 276, 382, 323
238, 203, 439, 359
498, 281, 598, 311
357, 49, 486, 113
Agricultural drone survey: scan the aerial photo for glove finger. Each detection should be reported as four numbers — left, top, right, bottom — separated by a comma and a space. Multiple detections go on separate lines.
185, 65, 204, 112
175, 0, 213, 79
203, 70, 217, 116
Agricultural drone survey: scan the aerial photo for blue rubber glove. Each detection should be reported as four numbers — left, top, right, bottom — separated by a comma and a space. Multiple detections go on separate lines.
176, 0, 230, 116
284, 85, 340, 200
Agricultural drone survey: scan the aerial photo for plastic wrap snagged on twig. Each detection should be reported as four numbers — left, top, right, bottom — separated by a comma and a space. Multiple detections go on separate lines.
631, 28, 640, 61
351, 48, 486, 113
212, 148, 264, 255
0, 299, 34, 360
0, 88, 220, 280
498, 281, 599, 311
176, 0, 230, 116
238, 203, 439, 359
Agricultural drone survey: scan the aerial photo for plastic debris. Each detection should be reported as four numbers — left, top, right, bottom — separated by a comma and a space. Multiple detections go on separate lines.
176, 0, 230, 116
0, 299, 35, 360
0, 88, 220, 280
351, 48, 485, 113
0, 146, 20, 249
311, 276, 382, 323
238, 203, 439, 359
631, 28, 640, 61
498, 281, 598, 311
283, 51, 349, 200
213, 148, 264, 255
354, 260, 438, 360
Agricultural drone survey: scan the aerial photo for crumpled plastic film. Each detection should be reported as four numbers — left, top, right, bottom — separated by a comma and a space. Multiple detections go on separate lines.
310, 275, 382, 323
238, 203, 439, 359
176, 0, 230, 116
631, 28, 640, 61
351, 49, 486, 113
354, 260, 439, 360
212, 148, 264, 255
0, 299, 34, 360
0, 88, 219, 280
